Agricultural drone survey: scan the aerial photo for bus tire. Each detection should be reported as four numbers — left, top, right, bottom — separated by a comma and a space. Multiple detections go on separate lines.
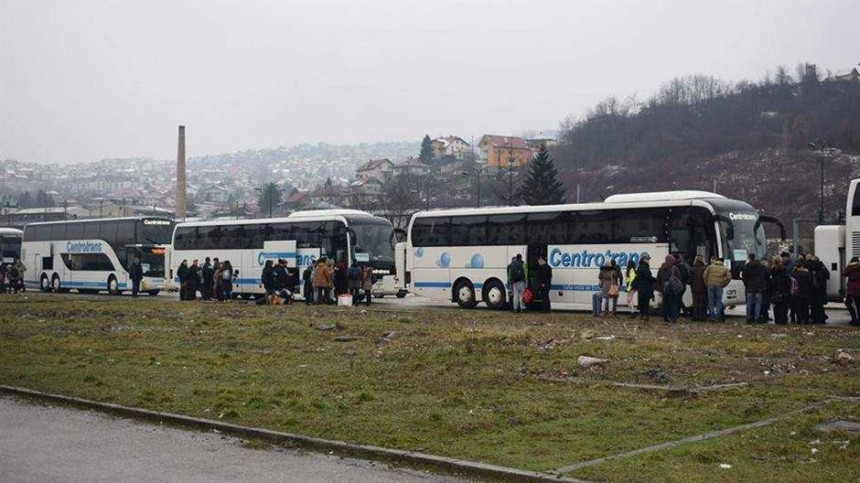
396, 290, 408, 299
147, 290, 160, 296
51, 274, 62, 293
40, 274, 51, 292
482, 279, 507, 310
453, 280, 477, 309
107, 276, 120, 296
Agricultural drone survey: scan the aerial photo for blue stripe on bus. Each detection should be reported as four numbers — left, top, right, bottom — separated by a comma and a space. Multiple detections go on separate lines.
261, 252, 296, 258
414, 282, 484, 289
61, 281, 129, 289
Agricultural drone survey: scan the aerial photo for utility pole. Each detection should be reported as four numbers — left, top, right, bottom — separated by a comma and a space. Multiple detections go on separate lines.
507, 139, 515, 206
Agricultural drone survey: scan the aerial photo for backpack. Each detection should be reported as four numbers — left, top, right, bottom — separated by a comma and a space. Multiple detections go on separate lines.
664, 267, 684, 294
510, 262, 525, 283
790, 276, 799, 296
348, 266, 362, 281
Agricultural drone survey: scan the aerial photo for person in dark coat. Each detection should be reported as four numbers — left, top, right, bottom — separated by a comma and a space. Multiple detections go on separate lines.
177, 259, 189, 300
273, 259, 288, 292
261, 260, 276, 296
201, 257, 214, 301
842, 257, 860, 326
792, 259, 813, 324
129, 256, 144, 297
806, 254, 829, 325
690, 255, 707, 321
741, 254, 766, 323
760, 259, 773, 322
633, 253, 656, 321
656, 255, 682, 323
302, 263, 314, 305
534, 256, 553, 312
188, 259, 202, 301
770, 256, 792, 325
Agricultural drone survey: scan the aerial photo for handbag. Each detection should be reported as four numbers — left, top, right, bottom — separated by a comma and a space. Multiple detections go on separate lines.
522, 287, 534, 304
608, 283, 619, 298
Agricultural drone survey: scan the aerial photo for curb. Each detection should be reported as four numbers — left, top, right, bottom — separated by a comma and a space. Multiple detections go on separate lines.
0, 385, 586, 483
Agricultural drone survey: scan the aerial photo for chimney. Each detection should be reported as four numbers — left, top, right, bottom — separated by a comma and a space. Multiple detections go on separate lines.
176, 125, 186, 219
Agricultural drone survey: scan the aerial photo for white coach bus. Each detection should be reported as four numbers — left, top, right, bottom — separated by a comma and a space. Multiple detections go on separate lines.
815, 177, 860, 300
21, 217, 175, 295
400, 191, 785, 311
0, 227, 23, 263
168, 209, 400, 298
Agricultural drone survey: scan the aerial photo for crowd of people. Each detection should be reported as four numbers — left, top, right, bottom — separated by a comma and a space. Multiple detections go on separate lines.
507, 250, 855, 326
0, 258, 27, 294
175, 255, 376, 306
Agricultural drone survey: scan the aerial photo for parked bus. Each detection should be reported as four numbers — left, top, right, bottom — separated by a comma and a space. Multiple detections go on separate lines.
815, 177, 860, 300
168, 209, 401, 299
21, 217, 174, 295
399, 191, 784, 311
0, 227, 23, 264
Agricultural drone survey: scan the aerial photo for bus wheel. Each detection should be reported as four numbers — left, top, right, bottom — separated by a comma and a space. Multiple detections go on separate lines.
51, 274, 62, 293
147, 290, 160, 296
483, 279, 507, 310
454, 280, 477, 309
107, 276, 120, 296
40, 274, 51, 292
396, 290, 408, 299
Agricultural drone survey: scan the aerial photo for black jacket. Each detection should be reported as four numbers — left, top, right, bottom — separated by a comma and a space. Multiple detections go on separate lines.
741, 260, 766, 293
273, 265, 288, 290
770, 267, 791, 302
129, 262, 143, 281
262, 265, 276, 291
535, 264, 552, 288
202, 263, 214, 284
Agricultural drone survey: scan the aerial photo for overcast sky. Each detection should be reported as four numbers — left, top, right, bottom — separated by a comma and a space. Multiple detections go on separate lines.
1, 0, 858, 164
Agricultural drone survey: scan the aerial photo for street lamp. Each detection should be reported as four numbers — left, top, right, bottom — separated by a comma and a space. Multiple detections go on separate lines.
808, 138, 835, 224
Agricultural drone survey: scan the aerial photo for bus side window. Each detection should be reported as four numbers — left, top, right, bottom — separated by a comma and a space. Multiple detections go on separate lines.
668, 207, 714, 263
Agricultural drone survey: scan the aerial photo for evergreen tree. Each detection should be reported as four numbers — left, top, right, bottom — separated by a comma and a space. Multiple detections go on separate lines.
418, 135, 435, 166
519, 145, 566, 205
257, 182, 282, 218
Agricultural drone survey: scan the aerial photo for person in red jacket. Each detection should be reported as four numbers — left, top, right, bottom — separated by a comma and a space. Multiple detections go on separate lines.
842, 257, 860, 327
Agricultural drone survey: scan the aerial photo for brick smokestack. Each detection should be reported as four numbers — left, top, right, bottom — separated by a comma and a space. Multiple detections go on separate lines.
176, 125, 186, 219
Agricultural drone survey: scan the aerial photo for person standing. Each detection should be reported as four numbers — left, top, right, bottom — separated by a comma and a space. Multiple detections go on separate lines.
274, 260, 288, 293
189, 259, 202, 301
348, 261, 363, 304
261, 260, 276, 298
741, 254, 766, 323
7, 259, 21, 294
598, 259, 620, 317
534, 256, 552, 312
690, 255, 707, 321
13, 258, 26, 293
656, 255, 682, 323
201, 257, 214, 301
633, 254, 656, 321
625, 260, 638, 317
312, 258, 331, 304
177, 259, 189, 301
760, 259, 773, 322
843, 257, 860, 326
807, 254, 829, 325
703, 256, 731, 322
221, 261, 234, 300
770, 256, 792, 325
302, 262, 314, 305
792, 259, 813, 324
360, 264, 374, 306
129, 256, 143, 297
507, 254, 527, 313
672, 253, 691, 318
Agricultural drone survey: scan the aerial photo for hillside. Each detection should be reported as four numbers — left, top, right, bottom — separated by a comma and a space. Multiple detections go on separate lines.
551, 65, 860, 239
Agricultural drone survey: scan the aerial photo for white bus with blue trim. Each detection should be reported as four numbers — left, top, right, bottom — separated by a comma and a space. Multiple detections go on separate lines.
0, 227, 23, 264
402, 191, 784, 311
167, 209, 400, 299
21, 217, 175, 295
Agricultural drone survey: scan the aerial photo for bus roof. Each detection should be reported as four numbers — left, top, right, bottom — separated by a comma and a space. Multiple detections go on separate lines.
0, 227, 23, 236
410, 198, 731, 219
288, 209, 374, 218
604, 191, 726, 204
23, 216, 174, 228
175, 212, 387, 229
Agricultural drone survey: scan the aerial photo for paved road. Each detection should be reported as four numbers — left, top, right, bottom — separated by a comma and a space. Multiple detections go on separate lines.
0, 396, 469, 483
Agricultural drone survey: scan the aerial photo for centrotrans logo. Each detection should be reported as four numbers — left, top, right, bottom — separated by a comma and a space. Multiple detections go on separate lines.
549, 248, 644, 269
66, 241, 103, 254
729, 212, 757, 221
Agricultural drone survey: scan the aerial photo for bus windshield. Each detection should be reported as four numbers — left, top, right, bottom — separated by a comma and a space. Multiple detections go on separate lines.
348, 219, 395, 265
139, 247, 167, 278
712, 200, 767, 272
138, 219, 174, 245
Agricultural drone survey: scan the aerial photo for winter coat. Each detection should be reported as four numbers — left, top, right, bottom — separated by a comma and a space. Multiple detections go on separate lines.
792, 267, 813, 300
598, 266, 619, 296
129, 261, 144, 281
534, 264, 552, 288
843, 262, 860, 297
808, 259, 829, 297
625, 267, 637, 292
312, 263, 332, 289
177, 263, 188, 284
302, 267, 313, 284
770, 267, 792, 303
633, 261, 656, 300
261, 265, 276, 291
273, 265, 288, 290
741, 259, 766, 293
361, 267, 374, 291
691, 263, 707, 293
656, 262, 674, 294
202, 263, 214, 284
703, 261, 731, 288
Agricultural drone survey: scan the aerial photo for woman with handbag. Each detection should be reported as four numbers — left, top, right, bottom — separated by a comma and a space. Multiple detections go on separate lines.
599, 259, 620, 317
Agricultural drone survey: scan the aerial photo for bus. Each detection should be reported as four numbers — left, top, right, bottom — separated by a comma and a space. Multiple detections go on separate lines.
815, 177, 860, 300
168, 209, 400, 299
399, 191, 785, 311
0, 227, 23, 264
21, 217, 175, 295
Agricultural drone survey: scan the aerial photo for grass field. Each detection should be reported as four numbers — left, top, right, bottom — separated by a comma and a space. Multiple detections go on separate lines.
0, 293, 858, 482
